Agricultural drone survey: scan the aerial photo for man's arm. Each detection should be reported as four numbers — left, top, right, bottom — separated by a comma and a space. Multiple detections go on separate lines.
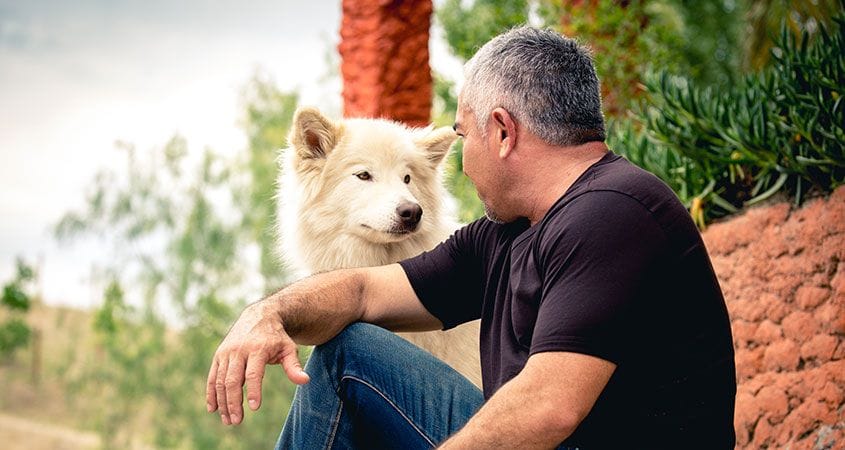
205, 263, 437, 426
440, 351, 615, 449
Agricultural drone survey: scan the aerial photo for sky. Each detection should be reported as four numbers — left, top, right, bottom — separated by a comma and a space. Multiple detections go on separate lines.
0, 0, 462, 308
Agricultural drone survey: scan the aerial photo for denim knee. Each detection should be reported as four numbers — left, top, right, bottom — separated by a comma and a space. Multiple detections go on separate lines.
307, 323, 391, 381
314, 322, 383, 358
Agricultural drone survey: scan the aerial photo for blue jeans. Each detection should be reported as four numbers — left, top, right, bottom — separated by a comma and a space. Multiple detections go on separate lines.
276, 322, 484, 449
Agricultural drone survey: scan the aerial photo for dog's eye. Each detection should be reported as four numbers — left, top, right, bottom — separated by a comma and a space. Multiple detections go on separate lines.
403, 175, 411, 184
355, 171, 371, 181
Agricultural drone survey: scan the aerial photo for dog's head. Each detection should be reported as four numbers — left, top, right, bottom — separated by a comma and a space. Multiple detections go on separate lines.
285, 107, 457, 244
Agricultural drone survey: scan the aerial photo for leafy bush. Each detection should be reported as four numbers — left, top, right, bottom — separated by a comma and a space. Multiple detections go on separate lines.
611, 12, 844, 227
0, 259, 35, 356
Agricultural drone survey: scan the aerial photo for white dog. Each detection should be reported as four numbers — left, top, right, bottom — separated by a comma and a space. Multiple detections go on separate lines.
276, 107, 482, 387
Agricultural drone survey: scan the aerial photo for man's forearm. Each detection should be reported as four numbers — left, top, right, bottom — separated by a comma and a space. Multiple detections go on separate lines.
438, 369, 576, 449
260, 268, 366, 346
439, 352, 615, 449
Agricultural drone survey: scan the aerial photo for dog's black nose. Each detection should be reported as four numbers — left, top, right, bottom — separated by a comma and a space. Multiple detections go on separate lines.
396, 202, 423, 227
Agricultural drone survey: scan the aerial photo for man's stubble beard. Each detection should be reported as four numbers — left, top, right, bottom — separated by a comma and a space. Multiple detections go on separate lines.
483, 202, 506, 224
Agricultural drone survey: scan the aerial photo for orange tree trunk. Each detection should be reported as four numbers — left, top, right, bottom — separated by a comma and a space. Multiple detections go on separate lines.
339, 0, 433, 127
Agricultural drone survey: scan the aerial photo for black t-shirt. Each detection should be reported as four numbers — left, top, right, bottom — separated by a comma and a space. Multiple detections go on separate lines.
399, 151, 736, 449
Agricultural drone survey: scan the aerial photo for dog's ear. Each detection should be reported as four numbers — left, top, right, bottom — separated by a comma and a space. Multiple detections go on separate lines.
290, 107, 340, 160
415, 126, 457, 166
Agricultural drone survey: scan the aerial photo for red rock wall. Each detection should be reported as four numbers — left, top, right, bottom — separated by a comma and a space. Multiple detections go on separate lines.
338, 0, 433, 127
703, 186, 845, 449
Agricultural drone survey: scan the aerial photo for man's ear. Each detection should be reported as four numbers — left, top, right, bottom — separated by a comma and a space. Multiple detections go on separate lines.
289, 107, 340, 160
414, 126, 457, 166
490, 108, 517, 158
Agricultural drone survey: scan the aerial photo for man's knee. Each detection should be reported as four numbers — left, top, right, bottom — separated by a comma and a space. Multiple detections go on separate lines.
309, 322, 395, 371
319, 322, 386, 351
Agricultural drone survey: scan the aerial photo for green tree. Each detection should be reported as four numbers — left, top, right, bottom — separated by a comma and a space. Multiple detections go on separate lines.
238, 74, 299, 292
437, 0, 530, 61
55, 77, 302, 449
0, 259, 36, 358
744, 0, 841, 70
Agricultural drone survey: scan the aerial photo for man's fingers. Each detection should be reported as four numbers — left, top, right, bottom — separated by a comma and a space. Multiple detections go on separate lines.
206, 358, 219, 412
215, 357, 231, 425
225, 355, 247, 425
281, 345, 310, 385
244, 353, 268, 411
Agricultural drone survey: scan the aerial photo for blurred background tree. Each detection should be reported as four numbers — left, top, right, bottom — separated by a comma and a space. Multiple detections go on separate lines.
0, 259, 36, 359
53, 76, 301, 449
239, 74, 300, 292
744, 0, 840, 70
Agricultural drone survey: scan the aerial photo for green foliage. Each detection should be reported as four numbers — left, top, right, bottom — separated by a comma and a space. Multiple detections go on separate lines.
238, 74, 299, 291
430, 75, 486, 222
55, 76, 302, 448
659, 0, 744, 87
446, 141, 487, 223
437, 0, 529, 61
0, 259, 35, 356
744, 0, 841, 70
0, 318, 31, 356
2, 284, 29, 311
611, 12, 845, 227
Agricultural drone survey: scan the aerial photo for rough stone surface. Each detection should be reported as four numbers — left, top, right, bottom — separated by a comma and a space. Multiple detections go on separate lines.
339, 0, 433, 127
702, 187, 845, 449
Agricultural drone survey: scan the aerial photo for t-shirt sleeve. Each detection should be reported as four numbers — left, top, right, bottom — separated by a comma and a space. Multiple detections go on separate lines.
398, 220, 486, 330
530, 191, 668, 364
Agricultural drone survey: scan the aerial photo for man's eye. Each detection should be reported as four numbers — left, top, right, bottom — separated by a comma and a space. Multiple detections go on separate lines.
404, 174, 411, 184
355, 172, 372, 181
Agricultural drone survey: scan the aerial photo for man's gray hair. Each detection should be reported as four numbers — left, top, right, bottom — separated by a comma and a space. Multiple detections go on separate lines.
462, 26, 606, 146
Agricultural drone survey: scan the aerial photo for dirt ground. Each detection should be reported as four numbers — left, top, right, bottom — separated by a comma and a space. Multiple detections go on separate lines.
0, 412, 99, 450
0, 303, 100, 449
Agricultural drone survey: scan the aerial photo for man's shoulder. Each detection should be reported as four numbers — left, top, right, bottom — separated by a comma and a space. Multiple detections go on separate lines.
585, 153, 680, 209
548, 153, 688, 227
534, 155, 681, 245
540, 152, 701, 253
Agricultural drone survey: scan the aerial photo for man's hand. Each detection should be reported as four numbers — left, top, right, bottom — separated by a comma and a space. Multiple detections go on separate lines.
206, 301, 310, 426
204, 264, 432, 426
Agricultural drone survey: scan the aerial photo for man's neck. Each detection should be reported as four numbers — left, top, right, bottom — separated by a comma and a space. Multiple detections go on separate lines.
522, 141, 609, 226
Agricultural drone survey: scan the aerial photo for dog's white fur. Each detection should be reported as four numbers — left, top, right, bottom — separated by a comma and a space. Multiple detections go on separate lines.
276, 107, 482, 387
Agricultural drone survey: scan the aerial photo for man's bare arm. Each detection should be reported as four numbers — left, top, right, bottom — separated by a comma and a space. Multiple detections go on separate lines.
439, 352, 616, 449
205, 263, 438, 426
275, 263, 440, 343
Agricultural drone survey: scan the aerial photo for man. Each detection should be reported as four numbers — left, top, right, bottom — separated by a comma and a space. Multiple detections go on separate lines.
207, 27, 737, 449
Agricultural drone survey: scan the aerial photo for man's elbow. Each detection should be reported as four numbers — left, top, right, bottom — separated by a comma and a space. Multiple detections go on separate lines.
541, 408, 584, 443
